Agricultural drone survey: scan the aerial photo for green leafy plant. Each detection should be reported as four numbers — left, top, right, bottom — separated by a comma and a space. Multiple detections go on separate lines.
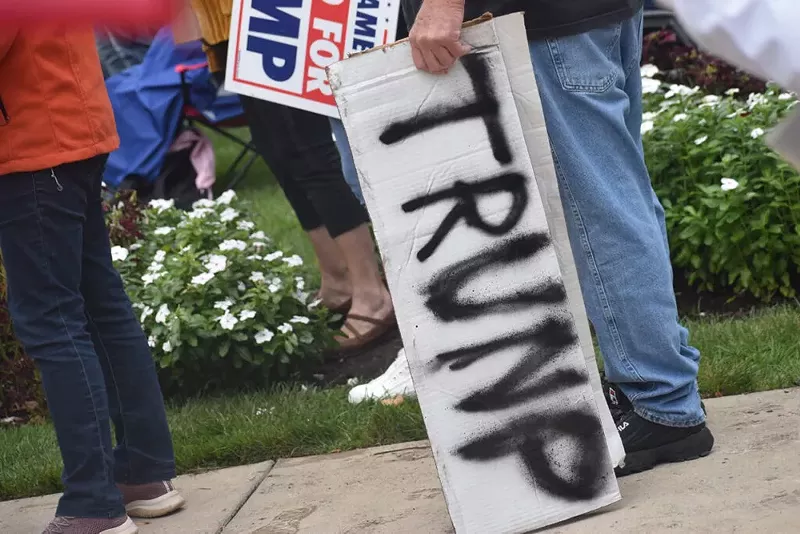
641, 66, 800, 299
108, 191, 336, 395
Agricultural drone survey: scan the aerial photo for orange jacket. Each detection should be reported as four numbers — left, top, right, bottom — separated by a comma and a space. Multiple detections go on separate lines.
0, 27, 119, 176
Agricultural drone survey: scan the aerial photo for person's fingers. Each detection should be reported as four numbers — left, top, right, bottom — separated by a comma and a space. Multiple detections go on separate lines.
421, 47, 447, 74
411, 44, 428, 72
445, 40, 472, 60
430, 45, 457, 72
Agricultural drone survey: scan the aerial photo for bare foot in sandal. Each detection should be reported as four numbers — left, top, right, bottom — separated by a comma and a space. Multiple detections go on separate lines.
336, 287, 395, 352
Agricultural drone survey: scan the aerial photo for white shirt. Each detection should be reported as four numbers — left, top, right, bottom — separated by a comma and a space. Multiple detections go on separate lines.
658, 0, 800, 94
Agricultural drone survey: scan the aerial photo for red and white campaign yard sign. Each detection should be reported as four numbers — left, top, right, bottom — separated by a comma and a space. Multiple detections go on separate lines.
225, 0, 399, 117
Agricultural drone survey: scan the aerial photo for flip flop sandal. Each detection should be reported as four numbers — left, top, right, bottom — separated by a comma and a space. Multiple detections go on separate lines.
336, 312, 397, 353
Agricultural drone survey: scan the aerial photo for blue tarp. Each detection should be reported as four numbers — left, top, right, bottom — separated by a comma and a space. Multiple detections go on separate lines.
103, 28, 244, 187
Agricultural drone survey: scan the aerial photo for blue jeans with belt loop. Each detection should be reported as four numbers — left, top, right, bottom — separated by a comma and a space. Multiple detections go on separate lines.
528, 10, 705, 427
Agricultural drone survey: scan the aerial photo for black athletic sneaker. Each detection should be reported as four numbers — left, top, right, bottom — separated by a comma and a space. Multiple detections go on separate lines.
602, 379, 713, 476
614, 410, 714, 476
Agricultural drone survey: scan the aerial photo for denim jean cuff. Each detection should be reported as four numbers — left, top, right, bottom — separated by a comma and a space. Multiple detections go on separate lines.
56, 499, 126, 519
634, 406, 706, 428
114, 466, 177, 485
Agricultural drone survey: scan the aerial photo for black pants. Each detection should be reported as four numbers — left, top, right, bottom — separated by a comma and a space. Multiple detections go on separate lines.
212, 67, 368, 238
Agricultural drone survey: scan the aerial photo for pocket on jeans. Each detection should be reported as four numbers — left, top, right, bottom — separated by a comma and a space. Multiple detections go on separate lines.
546, 24, 622, 94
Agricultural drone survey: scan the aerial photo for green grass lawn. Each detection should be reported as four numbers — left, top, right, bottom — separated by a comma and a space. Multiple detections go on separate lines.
0, 134, 798, 502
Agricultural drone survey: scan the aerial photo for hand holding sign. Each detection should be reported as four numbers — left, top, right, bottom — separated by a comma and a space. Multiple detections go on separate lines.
409, 0, 471, 74
0, 0, 181, 30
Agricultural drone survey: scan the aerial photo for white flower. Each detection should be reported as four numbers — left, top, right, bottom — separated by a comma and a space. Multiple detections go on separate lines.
265, 251, 283, 262
277, 323, 293, 334
219, 239, 247, 251
148, 198, 175, 213
721, 178, 740, 191
641, 111, 659, 121
290, 315, 310, 324
294, 277, 305, 291
307, 298, 322, 309
155, 304, 171, 325
268, 283, 280, 293
641, 121, 654, 135
641, 77, 661, 94
283, 255, 303, 267
750, 128, 765, 139
672, 113, 688, 122
162, 341, 173, 353
129, 243, 142, 251
140, 306, 154, 322
216, 189, 236, 205
180, 245, 192, 254
214, 299, 233, 311
220, 208, 239, 222
346, 378, 359, 386
239, 310, 257, 321
250, 231, 267, 241
779, 93, 794, 101
154, 227, 173, 236
725, 88, 740, 96
640, 64, 659, 78
188, 208, 213, 219
702, 95, 720, 104
192, 199, 215, 209
204, 254, 227, 274
255, 329, 275, 344
247, 255, 262, 261
237, 281, 246, 292
237, 220, 255, 231
147, 336, 156, 348
250, 271, 265, 283
147, 261, 164, 274
191, 272, 214, 286
694, 135, 708, 145
154, 250, 167, 263
665, 84, 699, 99
142, 272, 163, 286
251, 241, 268, 250
110, 246, 129, 262
218, 312, 239, 330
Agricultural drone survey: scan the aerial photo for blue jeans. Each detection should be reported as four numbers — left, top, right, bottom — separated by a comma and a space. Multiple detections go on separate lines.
0, 156, 175, 518
528, 12, 704, 427
329, 117, 365, 205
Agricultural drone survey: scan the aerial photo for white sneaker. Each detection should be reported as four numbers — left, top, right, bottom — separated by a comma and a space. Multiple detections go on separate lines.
348, 348, 416, 403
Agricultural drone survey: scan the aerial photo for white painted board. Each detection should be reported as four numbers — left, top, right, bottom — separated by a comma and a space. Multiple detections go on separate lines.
328, 13, 624, 534
225, 0, 400, 117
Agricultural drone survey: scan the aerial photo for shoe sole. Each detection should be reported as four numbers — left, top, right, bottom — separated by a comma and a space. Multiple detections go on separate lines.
101, 517, 138, 534
615, 426, 715, 477
126, 490, 186, 519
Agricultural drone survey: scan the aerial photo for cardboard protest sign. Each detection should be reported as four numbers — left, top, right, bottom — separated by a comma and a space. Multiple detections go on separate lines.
225, 0, 400, 117
328, 13, 625, 534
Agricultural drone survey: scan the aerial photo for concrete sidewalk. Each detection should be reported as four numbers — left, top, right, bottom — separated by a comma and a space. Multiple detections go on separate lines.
2, 388, 799, 533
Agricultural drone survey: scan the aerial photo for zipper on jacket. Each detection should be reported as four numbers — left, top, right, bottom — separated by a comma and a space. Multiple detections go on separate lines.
50, 169, 63, 191
0, 96, 8, 126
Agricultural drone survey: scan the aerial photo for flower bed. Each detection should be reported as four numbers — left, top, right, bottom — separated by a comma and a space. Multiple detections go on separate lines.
641, 66, 800, 300
642, 30, 767, 97
109, 191, 336, 395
